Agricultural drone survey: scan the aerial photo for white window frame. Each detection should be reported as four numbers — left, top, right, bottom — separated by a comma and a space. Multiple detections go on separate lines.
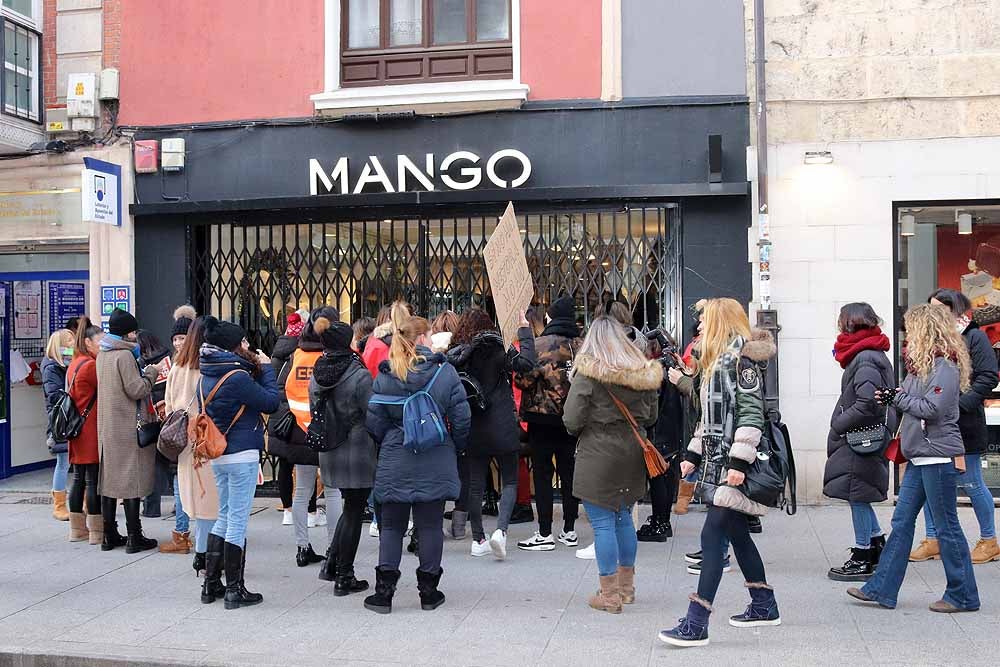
312, 0, 528, 113
1, 0, 42, 30
2, 17, 40, 122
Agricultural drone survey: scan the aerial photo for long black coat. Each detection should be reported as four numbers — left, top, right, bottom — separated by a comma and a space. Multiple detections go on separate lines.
823, 349, 895, 503
958, 322, 998, 455
311, 355, 376, 490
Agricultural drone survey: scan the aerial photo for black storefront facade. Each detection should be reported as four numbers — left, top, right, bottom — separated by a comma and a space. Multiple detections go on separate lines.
131, 100, 751, 349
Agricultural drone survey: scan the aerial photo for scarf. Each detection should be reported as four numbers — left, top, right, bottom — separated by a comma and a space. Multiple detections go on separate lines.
541, 317, 580, 339
833, 327, 890, 369
956, 311, 973, 335
313, 350, 358, 386
101, 333, 141, 360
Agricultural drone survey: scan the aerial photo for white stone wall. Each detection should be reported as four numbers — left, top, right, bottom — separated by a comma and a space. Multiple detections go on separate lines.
767, 136, 1000, 502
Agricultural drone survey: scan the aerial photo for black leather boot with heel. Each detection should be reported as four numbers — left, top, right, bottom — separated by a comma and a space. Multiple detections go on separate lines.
200, 533, 226, 603
223, 541, 263, 610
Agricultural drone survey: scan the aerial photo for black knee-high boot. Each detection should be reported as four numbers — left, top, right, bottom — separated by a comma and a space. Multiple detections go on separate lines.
200, 533, 226, 603
223, 540, 263, 610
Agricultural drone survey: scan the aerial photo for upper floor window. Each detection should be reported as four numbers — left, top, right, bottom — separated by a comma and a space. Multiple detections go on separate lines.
2, 17, 39, 122
342, 0, 513, 87
2, 0, 35, 22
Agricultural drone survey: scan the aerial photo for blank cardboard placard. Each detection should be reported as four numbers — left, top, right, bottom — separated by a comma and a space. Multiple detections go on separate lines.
484, 202, 533, 345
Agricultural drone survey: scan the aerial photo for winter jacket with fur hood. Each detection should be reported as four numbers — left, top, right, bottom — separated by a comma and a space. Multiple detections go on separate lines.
563, 354, 662, 511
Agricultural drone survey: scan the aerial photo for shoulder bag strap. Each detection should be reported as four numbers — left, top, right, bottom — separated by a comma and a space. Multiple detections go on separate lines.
199, 369, 248, 433
72, 360, 98, 417
607, 389, 648, 448
423, 363, 445, 392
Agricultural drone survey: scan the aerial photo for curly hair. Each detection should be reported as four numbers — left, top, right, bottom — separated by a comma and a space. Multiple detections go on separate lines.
452, 308, 497, 346
904, 303, 971, 392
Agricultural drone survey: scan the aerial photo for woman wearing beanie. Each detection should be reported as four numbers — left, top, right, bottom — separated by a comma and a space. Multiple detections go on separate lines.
363, 316, 471, 614
137, 330, 172, 520
167, 317, 220, 577
41, 329, 75, 521
514, 295, 583, 552
198, 317, 279, 609
310, 314, 376, 594
269, 308, 335, 567
66, 318, 104, 544
97, 308, 165, 553
823, 303, 895, 581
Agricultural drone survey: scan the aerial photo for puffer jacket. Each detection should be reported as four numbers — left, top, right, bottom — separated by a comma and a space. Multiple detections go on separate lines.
199, 346, 280, 457
311, 353, 375, 490
366, 349, 471, 504
958, 321, 998, 454
563, 354, 662, 511
41, 357, 68, 450
513, 318, 582, 425
894, 355, 963, 460
270, 334, 299, 375
361, 323, 393, 378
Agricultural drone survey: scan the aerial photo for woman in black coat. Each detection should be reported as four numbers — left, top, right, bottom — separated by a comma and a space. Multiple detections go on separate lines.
446, 308, 536, 560
913, 289, 1000, 564
824, 303, 895, 581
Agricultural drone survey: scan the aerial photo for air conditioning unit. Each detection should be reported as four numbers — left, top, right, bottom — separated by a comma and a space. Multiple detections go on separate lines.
67, 73, 98, 118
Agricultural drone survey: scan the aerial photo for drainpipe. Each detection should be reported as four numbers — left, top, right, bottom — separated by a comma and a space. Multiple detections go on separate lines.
752, 0, 781, 413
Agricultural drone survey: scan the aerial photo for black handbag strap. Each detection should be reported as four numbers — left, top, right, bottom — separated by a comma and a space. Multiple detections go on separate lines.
68, 360, 97, 418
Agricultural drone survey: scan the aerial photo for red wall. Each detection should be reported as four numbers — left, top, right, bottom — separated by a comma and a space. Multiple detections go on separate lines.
119, 1, 324, 125
520, 0, 602, 101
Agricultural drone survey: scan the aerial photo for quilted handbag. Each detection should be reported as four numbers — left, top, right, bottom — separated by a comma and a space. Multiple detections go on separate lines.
846, 410, 889, 457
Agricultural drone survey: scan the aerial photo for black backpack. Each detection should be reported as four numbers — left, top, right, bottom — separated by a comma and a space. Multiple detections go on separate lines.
742, 408, 797, 515
49, 362, 95, 442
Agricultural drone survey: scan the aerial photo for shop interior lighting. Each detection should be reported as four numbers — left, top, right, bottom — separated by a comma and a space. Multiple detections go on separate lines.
803, 150, 834, 165
957, 210, 973, 235
900, 214, 916, 237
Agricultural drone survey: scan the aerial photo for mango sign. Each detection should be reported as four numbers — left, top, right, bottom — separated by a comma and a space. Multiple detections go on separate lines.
484, 202, 533, 345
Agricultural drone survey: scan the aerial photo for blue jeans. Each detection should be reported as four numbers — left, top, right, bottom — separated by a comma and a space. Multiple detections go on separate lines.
850, 502, 883, 548
861, 463, 979, 610
194, 518, 214, 553
52, 451, 69, 492
172, 475, 190, 533
210, 461, 258, 546
923, 453, 996, 540
582, 501, 637, 577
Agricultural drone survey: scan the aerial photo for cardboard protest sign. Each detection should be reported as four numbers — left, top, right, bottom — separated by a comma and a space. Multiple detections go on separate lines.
483, 202, 533, 345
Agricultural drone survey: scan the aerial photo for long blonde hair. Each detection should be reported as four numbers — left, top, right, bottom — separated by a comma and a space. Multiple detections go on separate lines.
45, 329, 75, 366
387, 315, 430, 383
904, 304, 971, 392
576, 316, 648, 373
700, 298, 752, 380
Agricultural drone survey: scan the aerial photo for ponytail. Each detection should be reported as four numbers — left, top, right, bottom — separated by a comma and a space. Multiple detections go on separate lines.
389, 300, 411, 334
75, 316, 102, 358
387, 316, 430, 382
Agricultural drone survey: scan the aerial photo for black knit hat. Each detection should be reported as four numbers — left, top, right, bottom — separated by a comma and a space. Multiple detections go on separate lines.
171, 305, 196, 339
108, 308, 139, 337
315, 318, 353, 351
305, 306, 340, 344
548, 295, 575, 321
203, 316, 245, 351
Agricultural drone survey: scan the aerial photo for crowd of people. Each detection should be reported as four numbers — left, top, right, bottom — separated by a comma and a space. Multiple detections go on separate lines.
35, 286, 996, 648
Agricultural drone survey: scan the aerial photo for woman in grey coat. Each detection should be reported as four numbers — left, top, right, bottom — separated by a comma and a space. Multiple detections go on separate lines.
96, 309, 165, 553
310, 316, 376, 596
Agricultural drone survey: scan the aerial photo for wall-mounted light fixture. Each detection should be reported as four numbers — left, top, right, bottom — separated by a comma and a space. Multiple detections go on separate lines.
900, 213, 916, 237
957, 210, 973, 235
804, 150, 834, 165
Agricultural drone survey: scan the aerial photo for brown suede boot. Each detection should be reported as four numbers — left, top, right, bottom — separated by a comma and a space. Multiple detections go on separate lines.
68, 512, 89, 542
674, 481, 696, 515
588, 574, 622, 614
52, 491, 69, 521
159, 530, 192, 554
86, 514, 103, 546
971, 537, 1000, 564
618, 566, 635, 604
909, 538, 940, 562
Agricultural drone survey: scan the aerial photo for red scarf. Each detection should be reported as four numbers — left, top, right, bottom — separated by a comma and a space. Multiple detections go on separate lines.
833, 327, 890, 369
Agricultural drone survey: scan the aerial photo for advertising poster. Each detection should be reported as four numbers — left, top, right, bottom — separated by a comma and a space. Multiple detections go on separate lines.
483, 202, 533, 345
48, 282, 87, 334
12, 280, 41, 339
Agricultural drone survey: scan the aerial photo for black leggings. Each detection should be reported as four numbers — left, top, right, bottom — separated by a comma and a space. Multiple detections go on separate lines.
648, 457, 680, 520
68, 463, 100, 515
278, 458, 316, 512
697, 505, 767, 603
332, 488, 371, 571
379, 500, 445, 574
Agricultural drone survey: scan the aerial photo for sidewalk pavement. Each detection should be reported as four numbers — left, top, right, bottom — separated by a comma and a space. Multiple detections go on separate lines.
0, 493, 997, 667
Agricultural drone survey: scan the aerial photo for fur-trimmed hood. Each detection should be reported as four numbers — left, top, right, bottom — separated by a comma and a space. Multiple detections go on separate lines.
372, 322, 394, 340
573, 354, 663, 391
741, 328, 776, 363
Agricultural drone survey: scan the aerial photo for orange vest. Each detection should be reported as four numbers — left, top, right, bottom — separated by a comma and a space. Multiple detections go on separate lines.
286, 349, 322, 430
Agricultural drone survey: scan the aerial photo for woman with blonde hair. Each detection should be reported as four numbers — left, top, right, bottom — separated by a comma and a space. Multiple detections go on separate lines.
563, 317, 662, 613
364, 316, 470, 614
848, 304, 980, 613
41, 329, 76, 521
660, 298, 778, 647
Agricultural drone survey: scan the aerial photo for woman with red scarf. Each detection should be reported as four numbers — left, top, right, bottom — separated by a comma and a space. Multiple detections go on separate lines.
823, 303, 896, 581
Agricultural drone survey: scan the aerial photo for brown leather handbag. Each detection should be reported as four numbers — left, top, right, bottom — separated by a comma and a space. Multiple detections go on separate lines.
608, 390, 669, 478
189, 370, 246, 468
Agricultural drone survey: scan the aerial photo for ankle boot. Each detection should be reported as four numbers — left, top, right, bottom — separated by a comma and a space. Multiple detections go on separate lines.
909, 538, 940, 562
659, 597, 711, 646
86, 514, 103, 545
223, 541, 263, 610
123, 498, 157, 554
407, 533, 419, 555
318, 542, 338, 582
636, 515, 670, 542
415, 567, 446, 611
201, 534, 226, 603
588, 574, 622, 614
334, 565, 370, 597
828, 547, 874, 582
100, 497, 126, 551
159, 530, 191, 554
730, 584, 781, 627
296, 543, 325, 567
674, 481, 696, 515
68, 512, 89, 542
617, 566, 635, 604
192, 552, 206, 577
364, 567, 401, 614
448, 510, 468, 540
870, 534, 886, 565
52, 490, 70, 521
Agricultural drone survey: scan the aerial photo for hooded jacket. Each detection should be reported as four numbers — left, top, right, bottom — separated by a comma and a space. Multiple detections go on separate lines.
366, 349, 471, 504
310, 354, 376, 490
894, 356, 964, 460
199, 346, 280, 457
563, 354, 662, 510
513, 317, 582, 425
361, 322, 394, 378
958, 321, 998, 454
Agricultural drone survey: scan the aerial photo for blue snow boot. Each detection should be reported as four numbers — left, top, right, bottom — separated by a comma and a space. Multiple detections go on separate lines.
658, 597, 711, 647
729, 584, 781, 627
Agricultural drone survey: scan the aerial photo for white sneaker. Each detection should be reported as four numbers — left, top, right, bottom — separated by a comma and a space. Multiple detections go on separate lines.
471, 538, 492, 557
369, 522, 380, 538
558, 530, 579, 547
308, 512, 317, 528
517, 532, 555, 552
575, 543, 596, 560
315, 508, 328, 527
489, 529, 507, 561
406, 519, 414, 536
282, 509, 293, 526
